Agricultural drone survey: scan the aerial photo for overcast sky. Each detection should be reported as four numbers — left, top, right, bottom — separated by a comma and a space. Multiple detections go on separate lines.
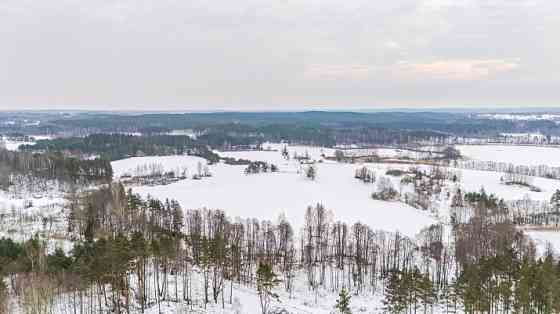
1, 0, 559, 111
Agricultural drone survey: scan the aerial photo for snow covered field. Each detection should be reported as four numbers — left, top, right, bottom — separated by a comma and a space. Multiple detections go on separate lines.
0, 191, 67, 250
456, 168, 560, 201
479, 113, 560, 121
2, 139, 35, 151
110, 143, 560, 240
221, 142, 336, 166
218, 145, 560, 260
117, 157, 435, 237
351, 161, 560, 202
0, 135, 51, 151
456, 144, 560, 167
111, 155, 208, 178
339, 147, 441, 160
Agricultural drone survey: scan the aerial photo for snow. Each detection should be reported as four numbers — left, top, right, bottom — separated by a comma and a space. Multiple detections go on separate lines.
340, 147, 440, 160
527, 230, 560, 256
260, 142, 337, 159
457, 144, 560, 167
31, 135, 53, 141
454, 168, 560, 201
111, 144, 560, 239
220, 142, 336, 165
8, 141, 560, 313
40, 267, 399, 314
348, 161, 560, 202
168, 129, 198, 138
479, 113, 560, 121
36, 259, 460, 314
119, 154, 435, 238
500, 132, 545, 139
2, 139, 35, 151
0, 190, 66, 243
0, 135, 51, 151
138, 276, 350, 314
0, 190, 64, 213
111, 155, 208, 178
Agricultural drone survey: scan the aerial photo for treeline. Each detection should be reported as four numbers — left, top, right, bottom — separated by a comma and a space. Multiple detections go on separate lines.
452, 159, 560, 180
3, 183, 560, 313
47, 111, 560, 137
8, 111, 560, 147
0, 149, 111, 191
24, 114, 464, 148
21, 134, 220, 162
452, 188, 560, 227
3, 189, 441, 313
446, 187, 560, 313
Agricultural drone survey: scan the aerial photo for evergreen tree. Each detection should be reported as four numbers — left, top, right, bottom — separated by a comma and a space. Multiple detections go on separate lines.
383, 270, 408, 314
334, 288, 352, 314
281, 146, 289, 160
305, 165, 316, 180
256, 262, 281, 314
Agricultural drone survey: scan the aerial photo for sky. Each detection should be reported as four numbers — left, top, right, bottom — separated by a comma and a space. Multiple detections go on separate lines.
0, 0, 559, 111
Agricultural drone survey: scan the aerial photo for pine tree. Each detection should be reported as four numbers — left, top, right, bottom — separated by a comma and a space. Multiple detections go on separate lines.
335, 288, 352, 314
281, 146, 289, 160
514, 258, 532, 314
383, 270, 408, 314
414, 268, 435, 313
305, 165, 316, 180
256, 262, 281, 314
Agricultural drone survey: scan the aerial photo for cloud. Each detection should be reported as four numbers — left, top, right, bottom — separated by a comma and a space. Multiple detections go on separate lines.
0, 0, 558, 109
384, 41, 400, 49
303, 64, 376, 80
304, 59, 520, 82
395, 59, 520, 80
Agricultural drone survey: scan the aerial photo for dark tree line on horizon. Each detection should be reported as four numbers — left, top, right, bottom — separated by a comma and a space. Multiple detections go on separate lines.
21, 134, 220, 162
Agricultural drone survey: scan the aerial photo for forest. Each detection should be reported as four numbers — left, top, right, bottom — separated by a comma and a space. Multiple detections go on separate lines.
5, 111, 560, 148
21, 134, 220, 162
4, 111, 560, 313
0, 149, 112, 191
1, 181, 560, 313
